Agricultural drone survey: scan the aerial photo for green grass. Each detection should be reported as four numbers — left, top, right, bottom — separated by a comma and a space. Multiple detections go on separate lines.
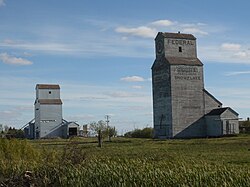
1, 135, 250, 186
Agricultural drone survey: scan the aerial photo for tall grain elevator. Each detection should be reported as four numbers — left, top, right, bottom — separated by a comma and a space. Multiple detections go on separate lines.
152, 32, 239, 138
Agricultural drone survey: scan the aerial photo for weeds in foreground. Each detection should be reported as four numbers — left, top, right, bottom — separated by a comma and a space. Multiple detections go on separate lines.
1, 138, 250, 187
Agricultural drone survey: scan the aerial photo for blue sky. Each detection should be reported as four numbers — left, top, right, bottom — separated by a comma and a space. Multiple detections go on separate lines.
1, 0, 250, 133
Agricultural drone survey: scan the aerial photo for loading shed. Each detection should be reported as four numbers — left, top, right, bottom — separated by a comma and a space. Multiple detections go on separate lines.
205, 107, 239, 137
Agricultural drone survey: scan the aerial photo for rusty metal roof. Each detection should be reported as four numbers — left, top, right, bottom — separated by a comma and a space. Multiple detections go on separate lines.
158, 32, 196, 40
37, 99, 62, 105
36, 84, 60, 89
166, 57, 203, 66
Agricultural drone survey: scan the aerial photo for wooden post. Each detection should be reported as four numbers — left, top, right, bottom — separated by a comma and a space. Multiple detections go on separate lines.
108, 127, 111, 142
98, 130, 102, 147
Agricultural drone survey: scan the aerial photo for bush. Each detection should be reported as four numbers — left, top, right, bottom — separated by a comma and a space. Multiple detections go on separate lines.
5, 128, 25, 139
124, 127, 153, 138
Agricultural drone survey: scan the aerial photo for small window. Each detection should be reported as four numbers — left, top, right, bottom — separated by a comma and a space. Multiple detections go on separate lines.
179, 47, 182, 52
49, 91, 51, 94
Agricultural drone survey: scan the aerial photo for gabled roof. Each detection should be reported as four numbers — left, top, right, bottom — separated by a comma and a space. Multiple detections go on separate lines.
206, 107, 227, 116
62, 119, 80, 127
37, 99, 62, 105
66, 122, 80, 127
156, 32, 196, 40
36, 84, 60, 89
206, 107, 239, 116
203, 89, 222, 105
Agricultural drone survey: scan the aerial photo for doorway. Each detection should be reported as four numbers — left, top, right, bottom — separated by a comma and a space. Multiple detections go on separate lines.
69, 127, 77, 136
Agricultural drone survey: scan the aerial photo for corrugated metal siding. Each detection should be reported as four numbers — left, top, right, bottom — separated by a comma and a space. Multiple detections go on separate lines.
38, 99, 62, 105
35, 84, 63, 138
37, 89, 60, 99
39, 105, 62, 138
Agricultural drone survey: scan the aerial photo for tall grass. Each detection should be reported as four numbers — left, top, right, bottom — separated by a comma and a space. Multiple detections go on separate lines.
1, 137, 250, 186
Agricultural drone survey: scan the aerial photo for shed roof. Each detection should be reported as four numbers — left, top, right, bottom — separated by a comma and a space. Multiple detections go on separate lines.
151, 57, 203, 70
37, 99, 62, 105
156, 32, 196, 40
206, 107, 239, 116
36, 84, 60, 89
166, 57, 203, 66
203, 89, 222, 105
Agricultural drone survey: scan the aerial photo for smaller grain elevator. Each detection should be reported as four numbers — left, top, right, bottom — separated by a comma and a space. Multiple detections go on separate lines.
34, 84, 63, 138
24, 84, 81, 139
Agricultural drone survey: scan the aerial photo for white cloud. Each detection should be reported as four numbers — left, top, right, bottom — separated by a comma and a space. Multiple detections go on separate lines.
104, 91, 140, 98
233, 51, 248, 58
132, 85, 143, 89
181, 23, 206, 27
78, 96, 107, 101
0, 0, 5, 7
0, 19, 210, 59
115, 19, 209, 39
115, 26, 157, 38
0, 53, 33, 65
0, 110, 20, 119
182, 27, 208, 36
0, 76, 152, 129
23, 52, 33, 57
0, 38, 153, 58
120, 76, 145, 82
197, 23, 207, 26
121, 36, 128, 41
3, 39, 15, 44
202, 43, 250, 62
207, 87, 250, 115
1, 41, 73, 53
151, 20, 175, 27
66, 114, 95, 122
199, 45, 250, 64
225, 71, 250, 76
221, 43, 241, 51
60, 82, 151, 104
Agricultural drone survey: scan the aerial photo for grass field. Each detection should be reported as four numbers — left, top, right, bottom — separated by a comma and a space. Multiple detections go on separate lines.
1, 135, 250, 186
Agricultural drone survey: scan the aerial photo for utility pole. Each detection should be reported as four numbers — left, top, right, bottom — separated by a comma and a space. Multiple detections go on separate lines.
105, 115, 110, 127
105, 115, 110, 141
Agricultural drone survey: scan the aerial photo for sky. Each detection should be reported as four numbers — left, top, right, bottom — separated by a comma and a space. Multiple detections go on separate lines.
1, 0, 250, 134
